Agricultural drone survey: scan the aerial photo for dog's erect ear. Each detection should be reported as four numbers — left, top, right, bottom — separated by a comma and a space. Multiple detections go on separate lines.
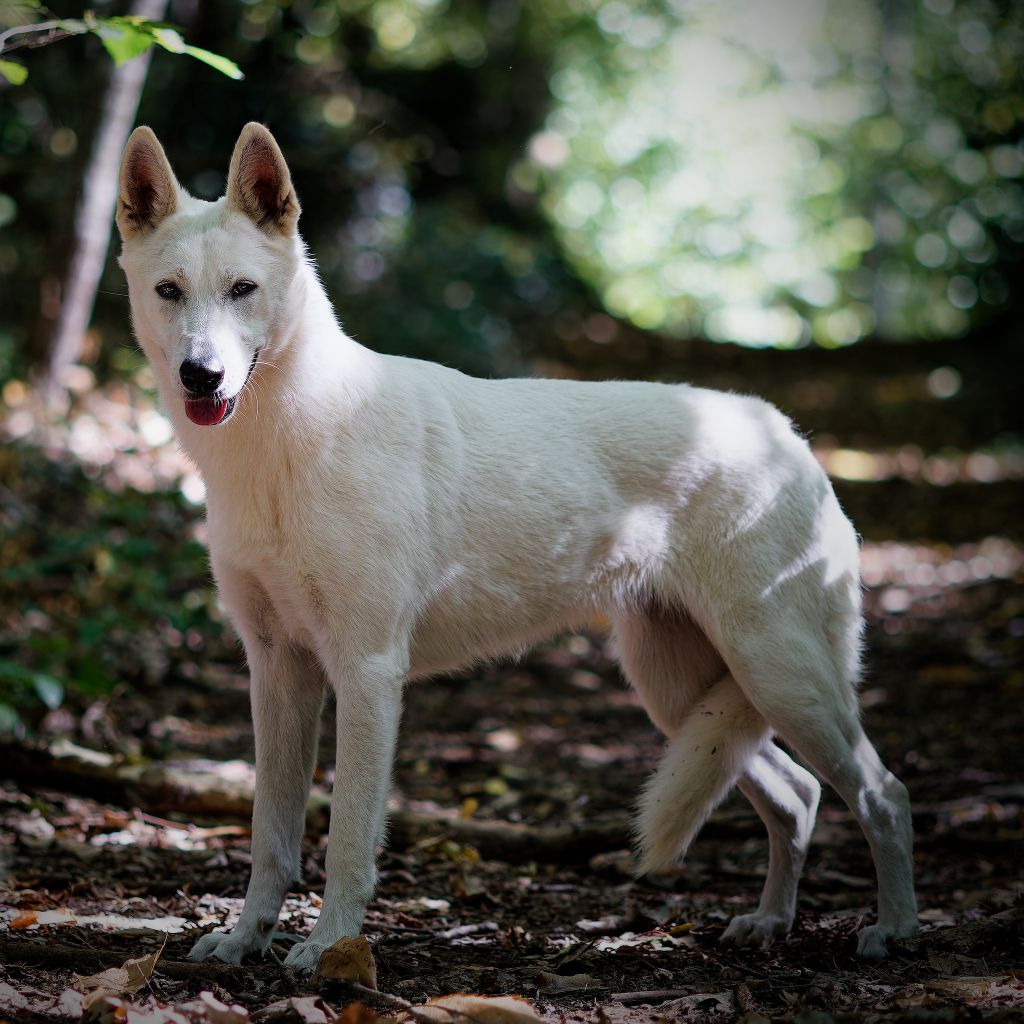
117, 127, 179, 240
225, 122, 300, 235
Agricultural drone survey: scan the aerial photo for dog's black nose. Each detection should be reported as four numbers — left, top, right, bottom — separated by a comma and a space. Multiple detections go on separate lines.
180, 358, 225, 396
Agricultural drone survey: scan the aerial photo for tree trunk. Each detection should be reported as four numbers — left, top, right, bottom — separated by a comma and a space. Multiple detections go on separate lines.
42, 0, 169, 403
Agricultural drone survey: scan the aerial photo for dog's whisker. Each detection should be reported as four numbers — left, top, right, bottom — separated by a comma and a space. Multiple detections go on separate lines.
240, 376, 260, 423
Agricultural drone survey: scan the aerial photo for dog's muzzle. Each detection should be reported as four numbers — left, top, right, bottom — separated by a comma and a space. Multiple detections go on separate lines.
181, 351, 258, 426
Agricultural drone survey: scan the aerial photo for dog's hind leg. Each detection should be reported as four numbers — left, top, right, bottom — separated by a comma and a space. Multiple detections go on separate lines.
612, 606, 725, 736
720, 743, 820, 947
726, 621, 917, 959
616, 606, 821, 949
190, 573, 325, 965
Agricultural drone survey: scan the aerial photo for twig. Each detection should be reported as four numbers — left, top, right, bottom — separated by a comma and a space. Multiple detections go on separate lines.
437, 922, 498, 941
0, 20, 76, 54
609, 990, 695, 1006
345, 982, 523, 1024
345, 982, 415, 1013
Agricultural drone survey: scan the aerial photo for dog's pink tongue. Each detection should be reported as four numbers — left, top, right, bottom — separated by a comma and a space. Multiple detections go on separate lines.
184, 398, 229, 426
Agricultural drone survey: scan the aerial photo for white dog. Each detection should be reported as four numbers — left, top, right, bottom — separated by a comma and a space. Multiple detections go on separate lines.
115, 123, 917, 970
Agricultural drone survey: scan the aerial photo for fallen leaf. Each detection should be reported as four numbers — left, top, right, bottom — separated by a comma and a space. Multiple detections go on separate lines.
450, 872, 488, 903
392, 898, 450, 914
74, 945, 163, 996
535, 972, 601, 994
76, 969, 131, 997
314, 935, 377, 990
658, 992, 735, 1017
593, 930, 691, 954
253, 995, 339, 1023
82, 994, 189, 1023
57, 989, 87, 1018
0, 982, 29, 1012
178, 991, 250, 1023
406, 994, 544, 1024
926, 977, 1022, 1005
336, 1003, 386, 1024
79, 993, 123, 1024
6, 907, 79, 929
600, 993, 735, 1024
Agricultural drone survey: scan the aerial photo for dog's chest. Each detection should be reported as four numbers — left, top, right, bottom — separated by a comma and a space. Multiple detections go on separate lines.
207, 474, 400, 649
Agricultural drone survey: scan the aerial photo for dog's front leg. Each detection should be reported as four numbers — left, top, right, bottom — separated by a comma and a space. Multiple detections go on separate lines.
191, 583, 325, 964
283, 650, 405, 973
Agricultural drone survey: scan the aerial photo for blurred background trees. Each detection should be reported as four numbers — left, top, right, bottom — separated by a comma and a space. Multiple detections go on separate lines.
1, 0, 1022, 382
0, 0, 1021, 728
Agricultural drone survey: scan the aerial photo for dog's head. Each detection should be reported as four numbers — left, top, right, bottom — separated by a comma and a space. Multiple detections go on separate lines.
116, 123, 302, 426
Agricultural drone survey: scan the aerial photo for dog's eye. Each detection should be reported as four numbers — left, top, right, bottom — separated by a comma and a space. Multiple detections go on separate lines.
231, 280, 258, 299
155, 281, 181, 301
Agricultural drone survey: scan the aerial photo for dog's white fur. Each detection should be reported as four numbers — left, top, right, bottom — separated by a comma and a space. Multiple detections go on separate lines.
115, 123, 917, 970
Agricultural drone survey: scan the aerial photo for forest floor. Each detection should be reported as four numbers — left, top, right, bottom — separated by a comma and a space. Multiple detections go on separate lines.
1, 560, 1022, 1023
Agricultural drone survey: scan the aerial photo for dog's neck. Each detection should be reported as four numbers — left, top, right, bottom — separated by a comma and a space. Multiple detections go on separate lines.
163, 256, 383, 492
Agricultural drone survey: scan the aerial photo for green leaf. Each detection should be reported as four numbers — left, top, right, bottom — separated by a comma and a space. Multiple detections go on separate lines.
0, 59, 28, 85
0, 657, 40, 689
182, 43, 243, 80
33, 674, 64, 710
0, 1, 42, 31
91, 17, 156, 66
0, 659, 66, 709
0, 703, 20, 736
149, 25, 185, 53
151, 27, 242, 80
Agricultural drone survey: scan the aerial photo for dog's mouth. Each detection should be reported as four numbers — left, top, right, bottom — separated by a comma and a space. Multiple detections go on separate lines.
183, 352, 259, 427
184, 395, 235, 426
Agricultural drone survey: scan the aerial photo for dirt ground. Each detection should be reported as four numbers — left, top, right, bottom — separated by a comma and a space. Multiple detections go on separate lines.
1, 559, 1022, 1023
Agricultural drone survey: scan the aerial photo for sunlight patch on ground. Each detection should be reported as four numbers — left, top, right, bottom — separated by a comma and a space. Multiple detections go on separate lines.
0, 908, 188, 933
816, 442, 1024, 483
860, 536, 1022, 633
861, 537, 1022, 588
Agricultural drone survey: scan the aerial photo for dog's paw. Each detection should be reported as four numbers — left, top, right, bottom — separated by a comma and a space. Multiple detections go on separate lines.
283, 938, 329, 974
189, 929, 268, 965
855, 915, 917, 960
855, 923, 891, 960
720, 911, 792, 947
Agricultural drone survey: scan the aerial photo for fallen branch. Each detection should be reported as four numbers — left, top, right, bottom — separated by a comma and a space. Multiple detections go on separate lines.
0, 937, 279, 985
1, 738, 759, 865
387, 810, 629, 864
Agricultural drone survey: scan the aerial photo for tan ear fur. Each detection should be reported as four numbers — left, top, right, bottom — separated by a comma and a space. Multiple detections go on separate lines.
117, 126, 179, 239
225, 122, 301, 235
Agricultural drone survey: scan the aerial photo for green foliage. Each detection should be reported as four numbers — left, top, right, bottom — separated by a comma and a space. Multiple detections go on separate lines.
87, 14, 243, 79
0, 57, 27, 83
2, 0, 1022, 381
529, 0, 1024, 346
0, 442, 231, 730
0, 5, 242, 84
0, 657, 63, 735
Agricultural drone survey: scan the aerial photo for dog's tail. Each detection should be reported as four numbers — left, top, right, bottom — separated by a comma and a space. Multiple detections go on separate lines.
633, 673, 769, 874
